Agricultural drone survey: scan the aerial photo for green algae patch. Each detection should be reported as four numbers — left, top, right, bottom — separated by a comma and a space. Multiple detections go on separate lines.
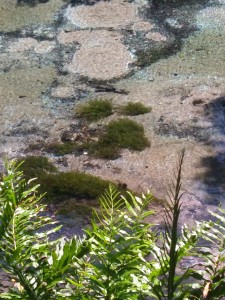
0, 66, 57, 104
0, 0, 63, 32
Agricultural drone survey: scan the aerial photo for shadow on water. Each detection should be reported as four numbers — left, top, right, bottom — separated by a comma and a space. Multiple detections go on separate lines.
17, 0, 50, 6
151, 0, 209, 9
148, 0, 210, 39
154, 94, 225, 205
194, 96, 225, 205
67, 0, 109, 6
150, 0, 225, 206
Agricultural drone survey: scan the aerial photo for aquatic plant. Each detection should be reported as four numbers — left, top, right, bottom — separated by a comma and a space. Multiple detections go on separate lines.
17, 156, 116, 200
40, 171, 113, 200
119, 101, 152, 116
44, 141, 79, 156
89, 118, 150, 159
75, 98, 113, 122
17, 155, 57, 178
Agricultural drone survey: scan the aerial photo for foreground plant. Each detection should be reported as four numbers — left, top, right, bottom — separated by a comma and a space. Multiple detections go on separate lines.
0, 160, 154, 299
0, 160, 62, 299
1, 155, 225, 299
67, 186, 154, 299
190, 207, 225, 300
145, 150, 206, 300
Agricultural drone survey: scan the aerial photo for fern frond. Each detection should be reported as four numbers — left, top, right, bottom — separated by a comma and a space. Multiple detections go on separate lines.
0, 160, 62, 299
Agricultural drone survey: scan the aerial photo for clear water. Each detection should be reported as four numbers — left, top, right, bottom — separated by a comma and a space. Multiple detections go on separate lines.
0, 0, 63, 32
1, 0, 225, 208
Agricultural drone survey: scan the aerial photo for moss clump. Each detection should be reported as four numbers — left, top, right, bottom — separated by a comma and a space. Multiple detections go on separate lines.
89, 142, 120, 160
41, 172, 112, 200
120, 102, 152, 116
102, 118, 150, 150
27, 142, 44, 151
18, 156, 115, 201
90, 118, 150, 159
17, 156, 57, 179
75, 99, 113, 122
44, 141, 79, 156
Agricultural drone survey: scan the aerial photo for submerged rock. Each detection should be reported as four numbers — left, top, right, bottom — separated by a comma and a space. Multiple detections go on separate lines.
59, 30, 135, 81
66, 0, 139, 29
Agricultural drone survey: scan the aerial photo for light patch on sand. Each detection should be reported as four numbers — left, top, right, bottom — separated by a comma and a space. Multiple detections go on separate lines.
196, 7, 225, 29
8, 38, 38, 52
34, 41, 55, 54
146, 32, 167, 42
132, 21, 154, 32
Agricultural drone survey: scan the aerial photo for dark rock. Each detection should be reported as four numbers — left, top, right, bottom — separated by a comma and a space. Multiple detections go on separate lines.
191, 117, 199, 123
192, 99, 204, 106
61, 130, 74, 142
92, 84, 129, 95
17, 0, 49, 7
57, 157, 68, 167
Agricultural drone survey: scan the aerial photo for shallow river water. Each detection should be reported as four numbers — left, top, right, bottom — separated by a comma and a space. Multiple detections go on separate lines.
1, 0, 225, 235
1, 0, 225, 292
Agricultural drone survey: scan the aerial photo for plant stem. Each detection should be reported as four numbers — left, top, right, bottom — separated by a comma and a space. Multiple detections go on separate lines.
167, 149, 185, 300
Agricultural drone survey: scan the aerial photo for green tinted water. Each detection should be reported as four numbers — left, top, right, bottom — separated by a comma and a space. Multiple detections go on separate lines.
0, 0, 63, 32
150, 28, 225, 79
0, 66, 57, 102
